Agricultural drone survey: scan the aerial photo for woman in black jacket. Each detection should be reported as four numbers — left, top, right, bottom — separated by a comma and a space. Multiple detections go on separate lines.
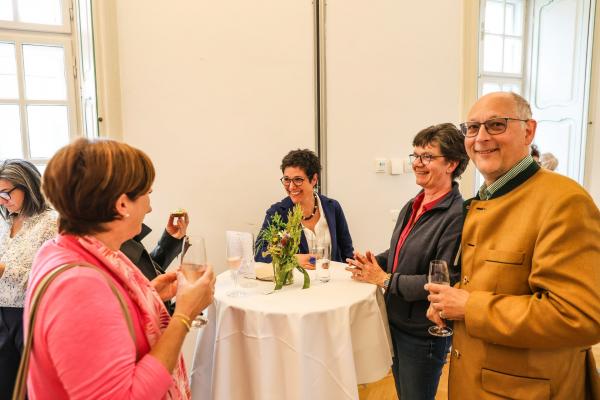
346, 123, 468, 400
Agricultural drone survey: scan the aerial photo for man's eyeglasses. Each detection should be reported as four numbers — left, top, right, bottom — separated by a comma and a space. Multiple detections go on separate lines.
409, 154, 444, 165
0, 187, 17, 201
459, 117, 529, 138
280, 176, 306, 186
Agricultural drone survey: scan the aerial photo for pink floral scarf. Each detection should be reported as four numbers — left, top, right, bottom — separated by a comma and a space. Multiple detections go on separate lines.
78, 235, 190, 399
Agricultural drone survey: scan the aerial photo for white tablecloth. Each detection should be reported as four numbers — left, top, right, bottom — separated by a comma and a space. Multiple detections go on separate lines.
190, 262, 392, 400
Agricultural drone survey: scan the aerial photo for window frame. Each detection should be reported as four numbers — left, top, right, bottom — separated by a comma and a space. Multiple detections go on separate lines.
477, 0, 528, 97
0, 31, 79, 165
0, 0, 72, 34
0, 0, 92, 169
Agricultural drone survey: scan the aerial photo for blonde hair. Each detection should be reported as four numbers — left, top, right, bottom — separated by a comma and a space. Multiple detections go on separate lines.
540, 153, 558, 171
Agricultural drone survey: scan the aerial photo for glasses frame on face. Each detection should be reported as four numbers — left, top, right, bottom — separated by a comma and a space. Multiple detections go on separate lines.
459, 117, 529, 138
409, 153, 445, 166
0, 186, 17, 201
280, 176, 306, 187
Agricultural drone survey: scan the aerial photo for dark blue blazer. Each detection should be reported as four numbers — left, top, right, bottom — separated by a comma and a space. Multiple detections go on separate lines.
255, 194, 354, 263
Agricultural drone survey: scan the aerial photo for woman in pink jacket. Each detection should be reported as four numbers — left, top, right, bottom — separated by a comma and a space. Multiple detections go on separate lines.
23, 138, 215, 399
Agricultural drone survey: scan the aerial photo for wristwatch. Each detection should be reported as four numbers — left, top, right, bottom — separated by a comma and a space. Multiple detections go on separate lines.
382, 273, 392, 290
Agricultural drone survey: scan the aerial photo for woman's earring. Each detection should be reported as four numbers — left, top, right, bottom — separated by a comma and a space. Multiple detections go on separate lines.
124, 213, 130, 218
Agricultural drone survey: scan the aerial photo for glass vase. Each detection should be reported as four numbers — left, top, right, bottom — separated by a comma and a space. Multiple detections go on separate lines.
272, 258, 294, 289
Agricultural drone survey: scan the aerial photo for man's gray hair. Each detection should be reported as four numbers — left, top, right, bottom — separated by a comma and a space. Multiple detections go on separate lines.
509, 92, 532, 119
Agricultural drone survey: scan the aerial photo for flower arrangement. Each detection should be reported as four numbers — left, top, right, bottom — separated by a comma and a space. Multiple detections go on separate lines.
257, 204, 310, 290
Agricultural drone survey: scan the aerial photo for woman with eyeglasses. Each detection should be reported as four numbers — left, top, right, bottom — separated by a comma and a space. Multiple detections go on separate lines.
345, 124, 468, 400
0, 159, 57, 400
255, 149, 353, 268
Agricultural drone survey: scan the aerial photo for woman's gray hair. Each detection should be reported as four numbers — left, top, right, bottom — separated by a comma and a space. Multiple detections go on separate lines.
0, 159, 48, 219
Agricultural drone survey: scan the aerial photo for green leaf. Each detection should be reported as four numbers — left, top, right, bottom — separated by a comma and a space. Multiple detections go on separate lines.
297, 266, 310, 289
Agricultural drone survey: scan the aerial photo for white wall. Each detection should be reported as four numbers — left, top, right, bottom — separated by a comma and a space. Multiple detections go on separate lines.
109, 0, 316, 270
325, 0, 464, 253
95, 0, 600, 372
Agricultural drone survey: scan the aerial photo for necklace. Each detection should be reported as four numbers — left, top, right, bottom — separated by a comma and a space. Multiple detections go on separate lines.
302, 193, 318, 221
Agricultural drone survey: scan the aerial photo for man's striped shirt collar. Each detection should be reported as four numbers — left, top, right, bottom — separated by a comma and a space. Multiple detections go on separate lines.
478, 155, 536, 200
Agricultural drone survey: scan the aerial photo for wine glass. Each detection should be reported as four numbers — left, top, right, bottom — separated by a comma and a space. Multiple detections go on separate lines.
427, 259, 453, 337
226, 235, 247, 297
316, 246, 331, 283
180, 235, 209, 328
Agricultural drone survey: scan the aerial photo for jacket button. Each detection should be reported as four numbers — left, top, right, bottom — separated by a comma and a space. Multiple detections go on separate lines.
453, 349, 461, 359
462, 276, 469, 285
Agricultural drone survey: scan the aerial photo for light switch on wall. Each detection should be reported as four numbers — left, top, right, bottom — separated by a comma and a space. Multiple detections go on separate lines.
375, 158, 387, 173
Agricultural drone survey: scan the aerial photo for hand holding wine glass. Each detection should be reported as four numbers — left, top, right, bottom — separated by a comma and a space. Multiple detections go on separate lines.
174, 264, 215, 327
179, 236, 211, 327
427, 260, 453, 337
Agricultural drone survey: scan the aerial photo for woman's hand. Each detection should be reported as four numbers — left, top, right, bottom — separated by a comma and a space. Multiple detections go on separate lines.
345, 250, 388, 286
166, 212, 189, 239
296, 253, 316, 270
150, 272, 178, 301
173, 265, 215, 319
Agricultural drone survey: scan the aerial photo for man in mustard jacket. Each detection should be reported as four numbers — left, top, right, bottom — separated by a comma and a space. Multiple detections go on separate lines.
426, 92, 600, 399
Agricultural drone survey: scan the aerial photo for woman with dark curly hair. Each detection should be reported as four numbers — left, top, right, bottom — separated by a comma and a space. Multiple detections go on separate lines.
255, 149, 353, 267
346, 123, 468, 400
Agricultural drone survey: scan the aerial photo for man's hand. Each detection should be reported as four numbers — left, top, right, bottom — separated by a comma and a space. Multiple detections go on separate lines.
425, 283, 470, 321
151, 272, 178, 301
166, 212, 189, 239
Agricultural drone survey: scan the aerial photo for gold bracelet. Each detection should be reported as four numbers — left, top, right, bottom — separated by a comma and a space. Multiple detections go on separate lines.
173, 313, 191, 323
173, 313, 191, 332
174, 316, 191, 332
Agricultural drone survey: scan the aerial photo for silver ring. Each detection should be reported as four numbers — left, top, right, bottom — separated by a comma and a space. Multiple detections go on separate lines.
439, 311, 445, 319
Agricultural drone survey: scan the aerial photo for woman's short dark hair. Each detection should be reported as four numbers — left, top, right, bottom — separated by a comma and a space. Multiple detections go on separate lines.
280, 149, 321, 181
42, 138, 155, 236
0, 159, 48, 220
412, 123, 469, 180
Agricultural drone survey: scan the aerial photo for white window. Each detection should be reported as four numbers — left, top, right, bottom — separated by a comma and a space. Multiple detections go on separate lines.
0, 0, 96, 169
479, 0, 526, 96
477, 0, 594, 184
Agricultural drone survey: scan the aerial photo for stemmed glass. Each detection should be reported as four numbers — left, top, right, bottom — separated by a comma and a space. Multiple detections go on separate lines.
226, 235, 247, 297
180, 235, 209, 328
427, 260, 453, 337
